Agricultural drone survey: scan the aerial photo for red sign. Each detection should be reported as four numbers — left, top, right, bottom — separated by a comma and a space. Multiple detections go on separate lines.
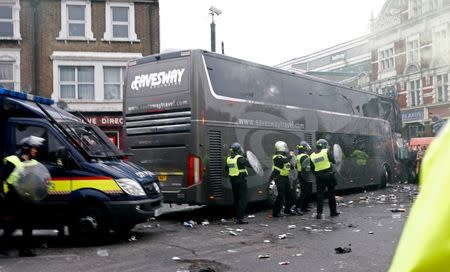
85, 116, 123, 127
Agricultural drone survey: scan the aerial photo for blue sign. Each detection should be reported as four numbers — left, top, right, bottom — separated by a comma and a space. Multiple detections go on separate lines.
401, 108, 424, 122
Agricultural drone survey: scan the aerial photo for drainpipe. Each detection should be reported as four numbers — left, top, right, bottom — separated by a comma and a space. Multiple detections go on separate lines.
31, 0, 40, 95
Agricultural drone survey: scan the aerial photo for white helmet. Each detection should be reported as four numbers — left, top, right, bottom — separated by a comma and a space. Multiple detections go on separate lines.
275, 141, 288, 152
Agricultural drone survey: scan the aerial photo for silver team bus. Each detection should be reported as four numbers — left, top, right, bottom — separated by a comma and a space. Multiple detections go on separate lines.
123, 49, 404, 205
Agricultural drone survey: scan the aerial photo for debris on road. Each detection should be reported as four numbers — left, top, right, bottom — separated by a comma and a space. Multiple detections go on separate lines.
263, 240, 271, 243
96, 249, 109, 257
334, 247, 352, 254
260, 224, 269, 227
348, 224, 357, 228
279, 261, 290, 265
392, 213, 402, 219
172, 256, 181, 261
278, 234, 287, 239
229, 231, 238, 236
368, 231, 374, 234
201, 220, 210, 226
220, 219, 227, 224
183, 221, 194, 228
128, 236, 137, 242
293, 253, 303, 257
235, 229, 244, 232
391, 208, 406, 212
227, 249, 237, 253
258, 254, 271, 259
288, 225, 296, 229
247, 215, 255, 218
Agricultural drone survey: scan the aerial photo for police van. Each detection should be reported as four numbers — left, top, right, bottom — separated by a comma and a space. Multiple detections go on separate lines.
0, 89, 162, 243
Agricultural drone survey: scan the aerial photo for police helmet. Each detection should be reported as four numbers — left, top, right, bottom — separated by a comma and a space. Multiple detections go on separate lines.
316, 139, 328, 150
275, 141, 288, 153
297, 141, 311, 152
19, 136, 45, 150
230, 142, 243, 155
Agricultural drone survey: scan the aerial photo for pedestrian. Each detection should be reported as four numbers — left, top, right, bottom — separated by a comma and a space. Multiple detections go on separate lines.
310, 139, 339, 219
389, 123, 450, 271
294, 141, 313, 213
415, 145, 425, 177
0, 136, 45, 257
225, 142, 251, 225
270, 141, 298, 217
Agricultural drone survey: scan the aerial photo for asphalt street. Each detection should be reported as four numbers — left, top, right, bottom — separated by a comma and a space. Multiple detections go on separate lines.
0, 184, 418, 272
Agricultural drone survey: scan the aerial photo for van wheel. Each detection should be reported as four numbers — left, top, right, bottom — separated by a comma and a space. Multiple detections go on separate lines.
380, 164, 391, 188
266, 180, 278, 207
69, 205, 109, 245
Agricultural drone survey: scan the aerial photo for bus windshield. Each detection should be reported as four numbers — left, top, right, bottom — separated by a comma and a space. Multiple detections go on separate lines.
63, 123, 122, 159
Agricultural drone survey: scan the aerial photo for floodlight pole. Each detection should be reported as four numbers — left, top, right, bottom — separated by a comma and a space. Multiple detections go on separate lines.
210, 12, 216, 52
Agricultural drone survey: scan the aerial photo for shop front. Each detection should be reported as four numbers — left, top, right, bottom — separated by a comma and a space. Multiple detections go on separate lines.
84, 113, 124, 150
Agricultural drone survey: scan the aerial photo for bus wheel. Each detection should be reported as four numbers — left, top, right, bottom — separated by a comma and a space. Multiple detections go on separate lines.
266, 180, 278, 207
380, 164, 391, 188
69, 204, 109, 245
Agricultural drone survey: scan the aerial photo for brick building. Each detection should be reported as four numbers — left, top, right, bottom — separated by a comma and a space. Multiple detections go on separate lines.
277, 0, 450, 139
0, 0, 160, 148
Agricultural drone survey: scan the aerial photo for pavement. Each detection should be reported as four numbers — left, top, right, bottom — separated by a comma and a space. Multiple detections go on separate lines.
0, 184, 418, 272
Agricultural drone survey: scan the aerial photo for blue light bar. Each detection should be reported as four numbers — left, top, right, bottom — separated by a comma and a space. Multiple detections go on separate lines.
0, 88, 54, 105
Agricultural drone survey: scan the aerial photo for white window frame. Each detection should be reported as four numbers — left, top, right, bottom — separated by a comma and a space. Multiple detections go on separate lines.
103, 66, 125, 101
409, 0, 422, 18
103, 1, 139, 42
406, 35, 420, 65
57, 0, 95, 41
51, 51, 142, 112
378, 45, 395, 72
432, 24, 448, 60
435, 73, 449, 103
0, 48, 20, 90
423, 0, 440, 13
59, 66, 95, 100
0, 0, 20, 40
408, 79, 422, 107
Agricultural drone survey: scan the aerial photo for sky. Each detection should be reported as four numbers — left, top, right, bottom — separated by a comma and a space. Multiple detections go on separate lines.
160, 0, 387, 66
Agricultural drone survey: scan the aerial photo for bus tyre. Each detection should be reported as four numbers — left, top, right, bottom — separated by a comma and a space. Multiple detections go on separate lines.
380, 164, 391, 188
69, 204, 109, 245
266, 180, 278, 207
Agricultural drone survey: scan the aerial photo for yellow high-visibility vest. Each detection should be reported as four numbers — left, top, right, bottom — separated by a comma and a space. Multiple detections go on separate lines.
272, 154, 290, 176
226, 155, 248, 177
296, 153, 308, 172
389, 123, 450, 272
310, 149, 331, 172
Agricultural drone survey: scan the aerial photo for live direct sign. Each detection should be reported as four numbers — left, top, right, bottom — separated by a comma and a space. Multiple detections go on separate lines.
86, 116, 124, 127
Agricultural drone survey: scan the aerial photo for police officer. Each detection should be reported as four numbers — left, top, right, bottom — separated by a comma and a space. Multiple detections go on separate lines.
295, 141, 313, 213
270, 141, 298, 217
310, 139, 339, 219
225, 143, 251, 225
0, 136, 45, 257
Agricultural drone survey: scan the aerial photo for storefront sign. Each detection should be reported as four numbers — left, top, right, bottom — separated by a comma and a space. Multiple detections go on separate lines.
401, 108, 424, 123
85, 116, 123, 127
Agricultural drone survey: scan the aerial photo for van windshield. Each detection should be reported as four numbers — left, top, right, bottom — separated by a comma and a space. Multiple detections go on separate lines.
63, 123, 122, 159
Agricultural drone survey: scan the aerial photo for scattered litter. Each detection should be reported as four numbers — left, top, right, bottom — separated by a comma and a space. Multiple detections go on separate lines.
128, 236, 137, 242
96, 249, 109, 257
42, 243, 48, 248
279, 261, 290, 265
348, 201, 354, 205
183, 221, 194, 228
288, 225, 296, 229
263, 240, 271, 243
324, 228, 333, 232
227, 249, 237, 253
335, 196, 344, 201
368, 231, 374, 234
293, 253, 303, 257
201, 220, 210, 226
220, 219, 227, 223
260, 224, 269, 227
334, 247, 352, 254
359, 196, 367, 200
229, 231, 238, 236
172, 256, 181, 261
225, 227, 234, 231
149, 217, 156, 221
247, 215, 255, 218
235, 229, 244, 232
304, 226, 312, 231
352, 229, 361, 232
176, 270, 189, 272
347, 224, 356, 228
258, 254, 271, 259
278, 234, 287, 240
391, 208, 406, 212
392, 213, 402, 219
377, 222, 384, 227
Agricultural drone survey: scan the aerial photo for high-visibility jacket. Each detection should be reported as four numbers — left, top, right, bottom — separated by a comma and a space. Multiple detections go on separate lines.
3, 156, 38, 193
227, 155, 248, 177
310, 149, 331, 172
389, 123, 450, 272
351, 149, 369, 166
272, 154, 290, 176
296, 153, 308, 172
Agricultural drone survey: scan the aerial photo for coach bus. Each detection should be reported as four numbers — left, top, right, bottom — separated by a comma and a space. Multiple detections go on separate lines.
123, 49, 404, 205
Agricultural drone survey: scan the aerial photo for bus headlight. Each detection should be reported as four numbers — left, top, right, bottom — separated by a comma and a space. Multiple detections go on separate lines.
115, 178, 146, 196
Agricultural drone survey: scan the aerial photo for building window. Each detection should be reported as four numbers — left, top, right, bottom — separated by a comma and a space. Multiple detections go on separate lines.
409, 0, 422, 18
0, 0, 20, 40
436, 74, 448, 102
0, 62, 13, 89
433, 26, 448, 62
406, 38, 420, 64
0, 49, 20, 90
103, 1, 138, 42
58, 0, 94, 41
59, 66, 94, 100
379, 48, 395, 71
423, 0, 440, 13
104, 67, 125, 100
409, 79, 421, 106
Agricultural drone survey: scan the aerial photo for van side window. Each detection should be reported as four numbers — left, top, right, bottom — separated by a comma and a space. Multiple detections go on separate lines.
14, 124, 66, 166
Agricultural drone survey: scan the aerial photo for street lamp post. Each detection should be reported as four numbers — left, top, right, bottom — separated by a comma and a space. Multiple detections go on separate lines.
209, 6, 222, 52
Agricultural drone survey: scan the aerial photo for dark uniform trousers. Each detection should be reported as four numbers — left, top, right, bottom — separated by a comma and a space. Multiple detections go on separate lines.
296, 175, 313, 211
273, 176, 295, 216
315, 172, 337, 215
230, 177, 248, 221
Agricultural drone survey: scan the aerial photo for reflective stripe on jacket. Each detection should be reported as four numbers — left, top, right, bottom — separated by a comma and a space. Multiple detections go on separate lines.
4, 155, 22, 186
310, 149, 331, 172
272, 154, 290, 176
296, 153, 308, 172
227, 155, 248, 177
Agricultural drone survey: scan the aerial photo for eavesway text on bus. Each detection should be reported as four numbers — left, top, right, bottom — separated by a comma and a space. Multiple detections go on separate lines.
131, 68, 185, 91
